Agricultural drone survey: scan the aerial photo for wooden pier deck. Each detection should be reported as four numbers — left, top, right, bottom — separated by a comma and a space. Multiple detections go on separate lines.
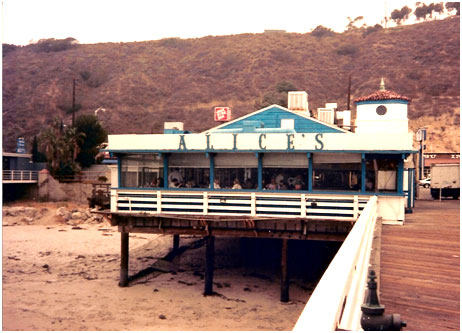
380, 199, 460, 331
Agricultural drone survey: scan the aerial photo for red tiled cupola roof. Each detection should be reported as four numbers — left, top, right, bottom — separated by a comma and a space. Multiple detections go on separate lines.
354, 78, 411, 104
354, 90, 411, 103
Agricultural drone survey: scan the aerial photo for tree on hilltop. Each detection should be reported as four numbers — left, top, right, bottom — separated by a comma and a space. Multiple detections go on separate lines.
391, 6, 412, 25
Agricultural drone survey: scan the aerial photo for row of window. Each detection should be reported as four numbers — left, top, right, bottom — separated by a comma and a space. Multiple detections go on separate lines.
119, 153, 400, 192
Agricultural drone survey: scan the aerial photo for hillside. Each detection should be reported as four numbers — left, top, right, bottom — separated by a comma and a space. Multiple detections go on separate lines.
2, 17, 460, 153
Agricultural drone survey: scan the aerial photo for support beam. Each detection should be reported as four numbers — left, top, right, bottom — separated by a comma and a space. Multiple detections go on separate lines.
173, 234, 180, 253
119, 231, 129, 287
204, 235, 215, 295
281, 238, 289, 302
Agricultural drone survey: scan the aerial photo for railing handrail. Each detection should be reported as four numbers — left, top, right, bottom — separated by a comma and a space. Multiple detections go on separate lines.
3, 170, 39, 181
111, 188, 370, 220
293, 196, 378, 331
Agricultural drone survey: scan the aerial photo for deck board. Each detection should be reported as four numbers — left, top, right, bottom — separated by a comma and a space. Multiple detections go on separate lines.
380, 199, 460, 331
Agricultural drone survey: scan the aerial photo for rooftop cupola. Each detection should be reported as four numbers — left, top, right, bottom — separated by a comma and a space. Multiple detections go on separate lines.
353, 79, 411, 134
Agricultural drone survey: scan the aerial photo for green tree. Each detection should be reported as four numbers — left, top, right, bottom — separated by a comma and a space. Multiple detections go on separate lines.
391, 6, 412, 25
446, 2, 460, 15
75, 115, 108, 168
31, 135, 47, 162
39, 117, 82, 177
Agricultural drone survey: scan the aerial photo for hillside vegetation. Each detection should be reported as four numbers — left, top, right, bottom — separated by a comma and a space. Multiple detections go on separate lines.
2, 17, 459, 152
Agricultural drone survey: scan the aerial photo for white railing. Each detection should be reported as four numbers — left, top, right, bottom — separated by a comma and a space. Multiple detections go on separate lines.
2, 170, 39, 183
293, 196, 378, 331
111, 189, 370, 220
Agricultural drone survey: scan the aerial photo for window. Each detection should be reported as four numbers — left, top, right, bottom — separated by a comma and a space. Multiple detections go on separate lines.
376, 105, 387, 116
262, 153, 308, 190
168, 153, 210, 189
313, 153, 362, 191
214, 153, 257, 189
365, 157, 398, 192
120, 154, 163, 188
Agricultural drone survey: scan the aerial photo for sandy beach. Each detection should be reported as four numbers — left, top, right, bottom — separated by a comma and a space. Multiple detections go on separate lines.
3, 201, 317, 331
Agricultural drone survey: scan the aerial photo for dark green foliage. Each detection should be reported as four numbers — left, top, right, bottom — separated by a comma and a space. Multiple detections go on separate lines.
31, 37, 78, 53
336, 44, 359, 56
255, 81, 297, 109
391, 6, 412, 25
446, 2, 460, 15
311, 25, 335, 38
31, 136, 47, 162
362, 24, 383, 37
75, 115, 108, 168
80, 71, 91, 81
276, 81, 297, 93
2, 44, 19, 57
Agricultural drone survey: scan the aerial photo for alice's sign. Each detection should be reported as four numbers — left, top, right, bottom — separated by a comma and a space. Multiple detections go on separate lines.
107, 132, 413, 152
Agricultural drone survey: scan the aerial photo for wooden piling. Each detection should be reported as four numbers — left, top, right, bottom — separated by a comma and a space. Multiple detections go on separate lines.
119, 231, 129, 287
204, 235, 215, 295
173, 234, 180, 253
280, 238, 289, 302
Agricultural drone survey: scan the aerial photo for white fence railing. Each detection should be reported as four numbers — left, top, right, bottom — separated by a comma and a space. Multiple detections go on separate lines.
111, 189, 370, 220
293, 195, 378, 331
3, 170, 39, 183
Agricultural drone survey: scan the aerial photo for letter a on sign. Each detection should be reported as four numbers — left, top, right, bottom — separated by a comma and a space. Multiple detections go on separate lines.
214, 107, 232, 121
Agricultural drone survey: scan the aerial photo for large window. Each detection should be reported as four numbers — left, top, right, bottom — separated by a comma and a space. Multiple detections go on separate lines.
168, 153, 210, 189
214, 153, 257, 189
365, 157, 398, 192
262, 153, 308, 190
120, 154, 163, 188
313, 153, 362, 191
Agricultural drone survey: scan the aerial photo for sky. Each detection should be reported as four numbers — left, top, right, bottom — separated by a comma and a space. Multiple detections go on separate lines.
1, 0, 448, 45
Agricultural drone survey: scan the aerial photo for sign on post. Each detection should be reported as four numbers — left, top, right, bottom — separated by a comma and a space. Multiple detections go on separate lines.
214, 107, 232, 121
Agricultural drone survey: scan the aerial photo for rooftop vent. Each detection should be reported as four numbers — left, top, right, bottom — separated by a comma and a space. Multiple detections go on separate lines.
288, 91, 309, 115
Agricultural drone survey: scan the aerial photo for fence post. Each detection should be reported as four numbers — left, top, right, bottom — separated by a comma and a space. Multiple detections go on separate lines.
203, 192, 208, 215
353, 195, 359, 219
157, 190, 162, 214
251, 192, 256, 216
301, 194, 307, 218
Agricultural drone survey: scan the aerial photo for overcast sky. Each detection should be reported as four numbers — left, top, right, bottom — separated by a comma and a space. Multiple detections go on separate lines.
1, 0, 446, 45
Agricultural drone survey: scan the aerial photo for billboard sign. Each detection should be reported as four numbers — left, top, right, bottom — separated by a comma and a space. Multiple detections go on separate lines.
214, 107, 232, 121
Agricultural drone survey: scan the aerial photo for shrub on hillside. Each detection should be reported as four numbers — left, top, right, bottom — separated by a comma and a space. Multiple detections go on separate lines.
32, 38, 78, 53
336, 44, 359, 56
311, 25, 335, 38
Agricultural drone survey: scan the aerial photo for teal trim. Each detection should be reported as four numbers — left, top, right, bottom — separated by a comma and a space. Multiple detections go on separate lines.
257, 153, 263, 190
361, 153, 366, 193
113, 186, 404, 197
397, 158, 404, 194
209, 153, 215, 189
355, 99, 409, 105
163, 154, 168, 189
107, 149, 417, 154
117, 156, 122, 188
308, 153, 313, 192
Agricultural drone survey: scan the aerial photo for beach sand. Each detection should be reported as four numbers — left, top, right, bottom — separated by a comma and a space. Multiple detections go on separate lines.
3, 201, 315, 331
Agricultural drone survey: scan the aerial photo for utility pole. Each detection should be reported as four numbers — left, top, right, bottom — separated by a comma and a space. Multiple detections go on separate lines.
72, 78, 76, 127
347, 74, 351, 111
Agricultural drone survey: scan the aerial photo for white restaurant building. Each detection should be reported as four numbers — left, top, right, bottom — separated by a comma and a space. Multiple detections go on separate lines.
105, 81, 416, 224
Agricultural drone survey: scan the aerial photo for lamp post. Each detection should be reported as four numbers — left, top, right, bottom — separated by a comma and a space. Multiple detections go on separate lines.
416, 127, 427, 180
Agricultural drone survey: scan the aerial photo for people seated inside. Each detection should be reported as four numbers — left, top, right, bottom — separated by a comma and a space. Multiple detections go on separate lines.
213, 179, 221, 189
232, 178, 242, 189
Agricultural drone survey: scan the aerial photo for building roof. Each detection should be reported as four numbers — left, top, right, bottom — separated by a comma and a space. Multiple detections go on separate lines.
354, 89, 411, 104
204, 104, 349, 134
354, 79, 411, 104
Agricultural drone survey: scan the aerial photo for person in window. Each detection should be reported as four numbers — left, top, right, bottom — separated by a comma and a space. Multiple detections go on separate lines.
213, 179, 221, 189
168, 168, 183, 185
266, 178, 277, 190
169, 178, 181, 188
232, 178, 242, 189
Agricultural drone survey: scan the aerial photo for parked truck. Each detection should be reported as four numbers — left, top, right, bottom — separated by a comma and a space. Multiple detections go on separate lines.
430, 164, 460, 199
